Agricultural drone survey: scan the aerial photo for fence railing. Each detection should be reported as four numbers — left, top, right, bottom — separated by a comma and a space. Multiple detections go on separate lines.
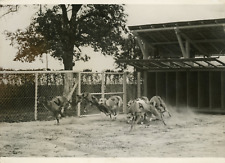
0, 71, 142, 122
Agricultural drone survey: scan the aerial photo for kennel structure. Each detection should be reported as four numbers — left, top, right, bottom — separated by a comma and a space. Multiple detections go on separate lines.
119, 18, 225, 113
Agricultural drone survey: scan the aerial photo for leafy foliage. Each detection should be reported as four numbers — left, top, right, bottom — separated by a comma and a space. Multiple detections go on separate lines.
114, 33, 142, 70
5, 23, 49, 62
5, 4, 129, 70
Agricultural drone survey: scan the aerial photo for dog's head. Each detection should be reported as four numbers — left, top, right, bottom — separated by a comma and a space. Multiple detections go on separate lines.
98, 98, 107, 105
90, 95, 98, 103
38, 96, 48, 105
82, 92, 93, 102
126, 113, 133, 124
127, 100, 135, 108
75, 94, 83, 103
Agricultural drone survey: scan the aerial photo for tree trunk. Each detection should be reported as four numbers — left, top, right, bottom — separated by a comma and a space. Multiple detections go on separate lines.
63, 53, 74, 70
62, 45, 75, 98
60, 4, 81, 103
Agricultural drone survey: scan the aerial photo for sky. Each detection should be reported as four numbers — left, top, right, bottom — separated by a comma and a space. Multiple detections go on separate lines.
1, 1, 225, 71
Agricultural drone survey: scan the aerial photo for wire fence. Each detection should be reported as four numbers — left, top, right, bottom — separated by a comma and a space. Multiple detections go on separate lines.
0, 71, 143, 123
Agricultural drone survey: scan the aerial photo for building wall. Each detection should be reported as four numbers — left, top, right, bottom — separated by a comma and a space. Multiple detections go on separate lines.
146, 70, 225, 113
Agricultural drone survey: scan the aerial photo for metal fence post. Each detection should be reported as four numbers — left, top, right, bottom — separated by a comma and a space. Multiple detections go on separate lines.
77, 72, 81, 117
123, 72, 127, 113
34, 73, 38, 121
101, 72, 105, 99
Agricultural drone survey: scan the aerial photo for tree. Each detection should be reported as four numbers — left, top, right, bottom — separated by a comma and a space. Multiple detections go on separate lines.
5, 4, 128, 70
114, 33, 142, 70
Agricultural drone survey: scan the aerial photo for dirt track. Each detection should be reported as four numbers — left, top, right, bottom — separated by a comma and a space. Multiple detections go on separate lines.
0, 109, 225, 157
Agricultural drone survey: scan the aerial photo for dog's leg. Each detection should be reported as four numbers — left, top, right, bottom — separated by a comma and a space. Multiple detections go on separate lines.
56, 115, 60, 125
160, 114, 166, 126
60, 107, 66, 117
167, 109, 172, 117
150, 105, 166, 126
130, 116, 136, 132
130, 115, 142, 132
113, 109, 117, 120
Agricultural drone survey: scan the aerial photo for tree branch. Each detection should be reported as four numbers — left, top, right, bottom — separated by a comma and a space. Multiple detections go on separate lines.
60, 4, 69, 25
71, 4, 82, 22
0, 5, 18, 18
66, 4, 70, 10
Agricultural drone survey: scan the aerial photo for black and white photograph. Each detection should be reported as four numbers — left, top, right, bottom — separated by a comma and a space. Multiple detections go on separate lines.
1, 0, 225, 161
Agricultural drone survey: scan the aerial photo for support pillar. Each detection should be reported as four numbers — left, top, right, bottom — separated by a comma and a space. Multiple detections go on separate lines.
101, 72, 105, 99
222, 72, 225, 109
143, 72, 148, 97
77, 72, 81, 117
137, 72, 141, 97
123, 72, 127, 113
34, 73, 38, 121
209, 72, 212, 110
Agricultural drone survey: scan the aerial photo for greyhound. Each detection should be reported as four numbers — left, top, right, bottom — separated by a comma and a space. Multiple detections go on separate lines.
149, 96, 171, 117
127, 98, 166, 131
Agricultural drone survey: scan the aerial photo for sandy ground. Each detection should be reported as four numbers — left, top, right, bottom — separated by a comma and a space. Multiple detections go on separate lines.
0, 109, 225, 157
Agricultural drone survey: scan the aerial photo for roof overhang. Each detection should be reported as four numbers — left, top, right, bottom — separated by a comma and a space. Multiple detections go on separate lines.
117, 57, 225, 71
128, 18, 225, 58
118, 18, 225, 71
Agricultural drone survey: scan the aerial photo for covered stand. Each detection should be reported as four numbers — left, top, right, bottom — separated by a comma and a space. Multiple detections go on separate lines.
118, 18, 225, 113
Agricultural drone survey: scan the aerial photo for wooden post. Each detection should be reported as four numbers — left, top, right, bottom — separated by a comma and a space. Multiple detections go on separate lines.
137, 72, 141, 97
101, 72, 105, 99
209, 72, 212, 109
155, 72, 158, 95
198, 71, 201, 109
143, 72, 148, 97
176, 72, 179, 108
133, 33, 150, 98
34, 73, 38, 121
123, 72, 127, 113
185, 40, 190, 58
187, 72, 190, 108
186, 72, 189, 108
221, 71, 225, 109
166, 72, 168, 104
185, 40, 194, 66
77, 72, 81, 117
